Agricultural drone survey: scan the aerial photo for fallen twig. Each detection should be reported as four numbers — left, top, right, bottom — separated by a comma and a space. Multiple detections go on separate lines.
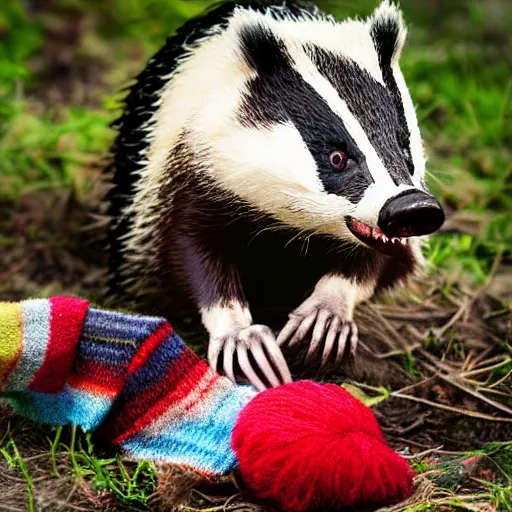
402, 445, 444, 459
391, 392, 512, 422
417, 349, 512, 416
460, 358, 511, 379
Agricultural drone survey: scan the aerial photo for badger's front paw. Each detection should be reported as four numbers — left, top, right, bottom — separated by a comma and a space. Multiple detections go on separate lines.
277, 297, 359, 367
208, 325, 292, 391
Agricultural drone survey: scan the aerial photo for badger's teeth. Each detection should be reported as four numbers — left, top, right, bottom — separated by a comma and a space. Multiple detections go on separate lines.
368, 229, 410, 246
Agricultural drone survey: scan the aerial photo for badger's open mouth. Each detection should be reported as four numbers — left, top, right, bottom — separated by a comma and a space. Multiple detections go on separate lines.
346, 217, 411, 257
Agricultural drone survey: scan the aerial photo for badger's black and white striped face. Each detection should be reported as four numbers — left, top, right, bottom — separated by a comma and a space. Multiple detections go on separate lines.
131, 1, 443, 260
203, 2, 443, 252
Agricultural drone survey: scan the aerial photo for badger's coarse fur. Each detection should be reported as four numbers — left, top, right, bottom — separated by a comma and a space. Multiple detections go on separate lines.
107, 0, 445, 390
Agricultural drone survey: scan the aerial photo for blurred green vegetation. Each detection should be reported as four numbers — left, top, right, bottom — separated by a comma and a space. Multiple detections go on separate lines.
0, 0, 511, 283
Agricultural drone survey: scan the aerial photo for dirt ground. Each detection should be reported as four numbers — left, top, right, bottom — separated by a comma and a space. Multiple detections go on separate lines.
0, 187, 510, 511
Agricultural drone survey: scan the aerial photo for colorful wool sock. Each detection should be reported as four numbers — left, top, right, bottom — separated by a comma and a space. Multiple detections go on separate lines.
0, 297, 256, 475
0, 296, 417, 512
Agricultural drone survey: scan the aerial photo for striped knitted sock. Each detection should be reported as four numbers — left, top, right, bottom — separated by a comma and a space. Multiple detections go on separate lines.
0, 297, 256, 475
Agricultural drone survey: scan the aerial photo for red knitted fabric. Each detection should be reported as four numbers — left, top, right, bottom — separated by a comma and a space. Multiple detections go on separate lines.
103, 348, 210, 444
232, 381, 414, 512
30, 296, 89, 393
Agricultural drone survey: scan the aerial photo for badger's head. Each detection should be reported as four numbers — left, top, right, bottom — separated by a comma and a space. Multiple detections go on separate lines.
152, 1, 444, 262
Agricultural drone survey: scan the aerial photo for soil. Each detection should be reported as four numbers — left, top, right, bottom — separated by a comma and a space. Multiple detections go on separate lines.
0, 188, 510, 511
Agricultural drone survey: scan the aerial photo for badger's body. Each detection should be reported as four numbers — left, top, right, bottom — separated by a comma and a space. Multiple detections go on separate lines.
107, 0, 444, 389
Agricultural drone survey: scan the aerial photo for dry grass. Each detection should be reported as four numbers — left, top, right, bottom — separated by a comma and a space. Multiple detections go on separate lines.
0, 193, 510, 510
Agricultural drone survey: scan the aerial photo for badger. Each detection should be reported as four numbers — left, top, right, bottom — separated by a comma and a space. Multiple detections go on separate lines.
107, 0, 445, 391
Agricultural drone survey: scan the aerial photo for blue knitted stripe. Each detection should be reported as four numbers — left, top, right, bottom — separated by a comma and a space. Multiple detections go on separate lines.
120, 385, 255, 474
78, 338, 137, 367
84, 309, 165, 345
122, 331, 185, 396
7, 386, 114, 430
64, 387, 115, 430
121, 437, 237, 474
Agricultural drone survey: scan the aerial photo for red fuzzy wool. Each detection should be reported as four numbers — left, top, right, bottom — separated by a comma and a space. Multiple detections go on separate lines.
30, 296, 89, 393
232, 381, 414, 512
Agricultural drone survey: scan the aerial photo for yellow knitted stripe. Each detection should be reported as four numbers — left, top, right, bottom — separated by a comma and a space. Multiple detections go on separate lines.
0, 303, 23, 389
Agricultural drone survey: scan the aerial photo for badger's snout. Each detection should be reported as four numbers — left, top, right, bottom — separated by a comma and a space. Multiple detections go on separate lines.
378, 190, 445, 238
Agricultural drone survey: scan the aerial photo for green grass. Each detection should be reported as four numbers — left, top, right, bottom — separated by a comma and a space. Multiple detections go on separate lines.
0, 102, 112, 199
0, 1, 42, 89
1, 0, 510, 266
1, 437, 35, 512
1, 426, 157, 511
64, 427, 156, 509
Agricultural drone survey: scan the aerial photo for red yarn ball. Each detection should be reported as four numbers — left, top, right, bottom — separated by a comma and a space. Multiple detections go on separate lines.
232, 381, 414, 512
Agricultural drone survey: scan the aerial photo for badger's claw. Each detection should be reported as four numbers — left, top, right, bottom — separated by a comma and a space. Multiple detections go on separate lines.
277, 307, 358, 366
208, 325, 292, 391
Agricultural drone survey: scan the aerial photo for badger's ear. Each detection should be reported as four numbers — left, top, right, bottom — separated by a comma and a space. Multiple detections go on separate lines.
368, 1, 407, 68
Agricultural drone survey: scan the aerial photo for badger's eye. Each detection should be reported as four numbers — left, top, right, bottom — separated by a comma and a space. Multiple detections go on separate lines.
329, 150, 347, 170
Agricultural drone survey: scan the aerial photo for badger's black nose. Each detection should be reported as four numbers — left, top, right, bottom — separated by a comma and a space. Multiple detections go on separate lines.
378, 190, 445, 238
